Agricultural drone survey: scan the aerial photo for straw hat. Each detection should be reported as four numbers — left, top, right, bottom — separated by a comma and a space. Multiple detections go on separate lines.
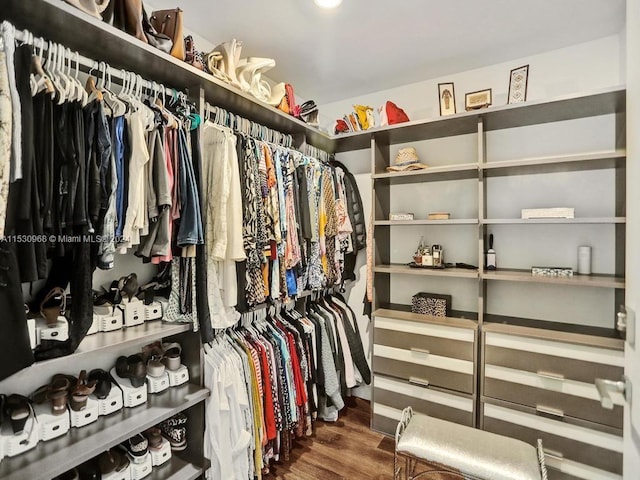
386, 147, 428, 172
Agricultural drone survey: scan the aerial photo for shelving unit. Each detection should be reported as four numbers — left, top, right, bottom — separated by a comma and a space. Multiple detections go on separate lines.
0, 384, 209, 480
367, 86, 626, 480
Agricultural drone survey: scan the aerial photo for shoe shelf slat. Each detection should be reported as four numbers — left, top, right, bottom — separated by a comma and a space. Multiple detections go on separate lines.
0, 384, 209, 480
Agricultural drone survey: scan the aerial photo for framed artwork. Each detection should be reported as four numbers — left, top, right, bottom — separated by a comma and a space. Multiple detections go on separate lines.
508, 65, 529, 104
438, 82, 456, 116
465, 88, 492, 111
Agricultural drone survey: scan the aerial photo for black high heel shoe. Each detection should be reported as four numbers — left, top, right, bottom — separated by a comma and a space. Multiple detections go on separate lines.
118, 273, 139, 303
5, 394, 32, 435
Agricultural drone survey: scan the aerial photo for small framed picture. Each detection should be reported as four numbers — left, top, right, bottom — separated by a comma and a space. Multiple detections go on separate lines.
438, 82, 456, 116
508, 65, 529, 104
465, 88, 492, 111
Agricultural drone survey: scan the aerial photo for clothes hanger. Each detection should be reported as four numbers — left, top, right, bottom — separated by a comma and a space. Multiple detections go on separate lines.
103, 64, 126, 116
32, 37, 54, 96
85, 61, 103, 103
44, 41, 63, 100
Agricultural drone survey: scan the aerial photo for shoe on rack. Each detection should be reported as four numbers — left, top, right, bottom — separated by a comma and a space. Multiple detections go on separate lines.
30, 373, 72, 415
98, 447, 130, 474
159, 413, 187, 451
115, 354, 147, 387
123, 433, 149, 464
143, 426, 164, 451
118, 273, 139, 303
142, 342, 166, 378
4, 394, 32, 435
40, 287, 67, 327
88, 369, 113, 400
70, 370, 97, 411
161, 342, 182, 371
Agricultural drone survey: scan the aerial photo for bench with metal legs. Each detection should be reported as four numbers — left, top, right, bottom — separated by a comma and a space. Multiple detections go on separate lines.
394, 407, 548, 480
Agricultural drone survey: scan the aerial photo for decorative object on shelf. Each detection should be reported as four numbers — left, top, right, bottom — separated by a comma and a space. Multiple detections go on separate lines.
207, 38, 242, 87
508, 64, 529, 104
412, 292, 452, 317
427, 212, 450, 220
354, 104, 375, 130
432, 244, 444, 267
386, 147, 428, 172
531, 266, 574, 277
379, 100, 410, 126
465, 88, 492, 111
521, 207, 575, 219
438, 82, 456, 116
64, 0, 110, 20
150, 8, 185, 60
389, 213, 414, 221
141, 8, 172, 53
486, 233, 497, 270
577, 246, 592, 275
300, 100, 319, 126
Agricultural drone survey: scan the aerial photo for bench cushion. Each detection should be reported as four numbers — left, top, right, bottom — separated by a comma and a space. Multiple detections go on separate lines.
397, 414, 541, 480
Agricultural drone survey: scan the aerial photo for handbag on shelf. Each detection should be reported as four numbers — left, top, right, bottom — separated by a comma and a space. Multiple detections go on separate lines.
142, 8, 173, 53
277, 83, 300, 118
150, 8, 186, 60
102, 0, 147, 43
184, 35, 206, 71
411, 292, 452, 317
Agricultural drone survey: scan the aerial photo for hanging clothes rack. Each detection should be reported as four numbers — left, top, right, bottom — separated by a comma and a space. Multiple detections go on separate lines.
10, 22, 185, 99
205, 102, 296, 148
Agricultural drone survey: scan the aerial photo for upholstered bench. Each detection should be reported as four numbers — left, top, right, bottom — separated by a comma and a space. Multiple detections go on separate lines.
394, 407, 548, 480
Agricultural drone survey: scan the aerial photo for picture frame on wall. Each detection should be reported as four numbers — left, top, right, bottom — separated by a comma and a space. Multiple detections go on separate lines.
465, 88, 492, 111
508, 64, 529, 104
438, 82, 456, 116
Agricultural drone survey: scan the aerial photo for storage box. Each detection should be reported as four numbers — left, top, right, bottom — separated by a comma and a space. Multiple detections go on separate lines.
1, 417, 39, 457
70, 397, 100, 428
168, 365, 189, 387
110, 368, 147, 408
129, 452, 152, 480
144, 302, 163, 321
150, 438, 172, 466
33, 402, 69, 441
521, 207, 575, 219
389, 213, 414, 221
96, 384, 124, 416
119, 299, 144, 328
146, 373, 170, 394
98, 310, 124, 333
531, 266, 574, 277
35, 317, 69, 342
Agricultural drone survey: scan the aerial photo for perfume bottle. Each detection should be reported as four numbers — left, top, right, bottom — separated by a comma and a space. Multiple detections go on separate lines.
413, 236, 426, 264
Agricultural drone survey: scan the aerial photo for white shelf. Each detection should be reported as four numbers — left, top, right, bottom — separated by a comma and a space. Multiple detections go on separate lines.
375, 219, 478, 226
374, 264, 479, 279
372, 163, 478, 183
481, 217, 625, 225
481, 150, 625, 176
150, 456, 206, 480
481, 269, 624, 289
373, 308, 477, 329
0, 384, 209, 480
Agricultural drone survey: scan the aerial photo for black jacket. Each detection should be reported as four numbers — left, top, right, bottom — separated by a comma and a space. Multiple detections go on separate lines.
333, 160, 366, 281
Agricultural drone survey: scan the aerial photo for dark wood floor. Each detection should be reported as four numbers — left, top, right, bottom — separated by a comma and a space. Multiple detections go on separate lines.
266, 397, 456, 480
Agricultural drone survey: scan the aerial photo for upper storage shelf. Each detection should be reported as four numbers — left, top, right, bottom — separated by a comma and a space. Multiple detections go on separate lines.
334, 86, 626, 152
0, 0, 333, 151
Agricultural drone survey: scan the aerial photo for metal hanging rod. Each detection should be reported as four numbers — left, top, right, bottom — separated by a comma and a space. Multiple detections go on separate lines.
205, 102, 295, 148
8, 22, 184, 98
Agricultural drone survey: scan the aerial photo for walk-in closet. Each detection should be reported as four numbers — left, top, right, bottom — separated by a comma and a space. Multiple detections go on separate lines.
0, 1, 638, 479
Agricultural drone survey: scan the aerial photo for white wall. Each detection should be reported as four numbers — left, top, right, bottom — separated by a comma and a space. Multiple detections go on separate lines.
624, 0, 640, 476
319, 34, 624, 132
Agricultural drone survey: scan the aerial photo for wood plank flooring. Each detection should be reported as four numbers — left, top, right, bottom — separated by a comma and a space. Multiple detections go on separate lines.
266, 397, 458, 480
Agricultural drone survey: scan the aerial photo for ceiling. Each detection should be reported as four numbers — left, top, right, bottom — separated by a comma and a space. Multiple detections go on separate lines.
148, 0, 625, 105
